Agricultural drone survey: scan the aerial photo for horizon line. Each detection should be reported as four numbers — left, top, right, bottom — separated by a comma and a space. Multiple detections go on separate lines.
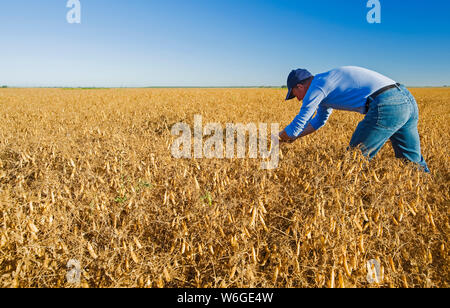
1, 85, 449, 89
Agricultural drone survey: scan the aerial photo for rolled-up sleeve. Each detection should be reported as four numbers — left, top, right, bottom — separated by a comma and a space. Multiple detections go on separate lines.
284, 87, 327, 139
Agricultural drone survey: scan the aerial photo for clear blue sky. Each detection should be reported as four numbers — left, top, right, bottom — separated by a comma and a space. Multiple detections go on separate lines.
1, 0, 449, 87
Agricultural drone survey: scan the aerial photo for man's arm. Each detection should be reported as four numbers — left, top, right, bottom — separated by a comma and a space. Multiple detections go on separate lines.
284, 86, 326, 139
280, 103, 333, 143
279, 123, 316, 143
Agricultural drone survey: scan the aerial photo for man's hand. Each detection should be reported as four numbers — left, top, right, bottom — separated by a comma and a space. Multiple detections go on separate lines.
279, 130, 295, 143
278, 124, 317, 144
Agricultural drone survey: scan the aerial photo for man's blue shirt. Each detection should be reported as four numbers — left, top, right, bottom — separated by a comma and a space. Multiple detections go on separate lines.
284, 66, 397, 139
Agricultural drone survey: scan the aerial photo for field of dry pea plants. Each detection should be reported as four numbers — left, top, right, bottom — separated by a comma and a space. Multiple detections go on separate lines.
0, 87, 448, 288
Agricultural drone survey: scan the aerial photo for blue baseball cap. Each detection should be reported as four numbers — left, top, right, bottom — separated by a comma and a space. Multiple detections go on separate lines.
285, 69, 313, 100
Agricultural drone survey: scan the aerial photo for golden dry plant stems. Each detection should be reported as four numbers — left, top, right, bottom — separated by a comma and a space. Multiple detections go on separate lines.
0, 88, 448, 288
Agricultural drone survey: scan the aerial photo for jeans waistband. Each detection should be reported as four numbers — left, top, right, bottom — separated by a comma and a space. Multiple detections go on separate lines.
365, 83, 402, 113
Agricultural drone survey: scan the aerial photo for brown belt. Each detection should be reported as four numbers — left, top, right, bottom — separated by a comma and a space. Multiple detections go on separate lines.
365, 83, 401, 113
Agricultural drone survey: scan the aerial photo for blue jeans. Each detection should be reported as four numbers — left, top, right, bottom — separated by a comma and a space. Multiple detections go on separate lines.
349, 84, 430, 173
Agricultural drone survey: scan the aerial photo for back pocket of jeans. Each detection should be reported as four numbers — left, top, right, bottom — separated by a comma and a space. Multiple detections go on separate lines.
376, 103, 410, 130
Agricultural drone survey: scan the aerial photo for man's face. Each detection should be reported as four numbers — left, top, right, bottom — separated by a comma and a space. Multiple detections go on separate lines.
291, 84, 307, 101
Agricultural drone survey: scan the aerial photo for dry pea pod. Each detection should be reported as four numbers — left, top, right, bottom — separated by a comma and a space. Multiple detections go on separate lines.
250, 207, 258, 227
163, 267, 172, 283
402, 275, 409, 288
373, 211, 380, 223
198, 243, 204, 256
218, 225, 226, 237
251, 245, 258, 264
392, 216, 399, 226
87, 242, 98, 259
133, 237, 143, 250
259, 214, 268, 231
227, 212, 234, 224
230, 235, 238, 248
362, 173, 368, 181
272, 265, 280, 284
354, 219, 363, 232
405, 202, 417, 216
359, 236, 365, 254
169, 243, 175, 254
428, 250, 433, 264
156, 276, 164, 288
328, 268, 335, 289
338, 271, 345, 288
372, 171, 380, 183
130, 250, 139, 263
229, 264, 237, 280
329, 218, 336, 233
28, 221, 39, 234
389, 256, 397, 273
429, 214, 437, 229
163, 191, 168, 205
343, 255, 352, 277
181, 239, 186, 254
0, 233, 7, 248
194, 176, 200, 190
